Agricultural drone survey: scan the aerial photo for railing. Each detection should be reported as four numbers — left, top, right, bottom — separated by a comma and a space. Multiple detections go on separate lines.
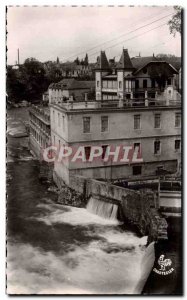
30, 105, 50, 124
50, 98, 181, 110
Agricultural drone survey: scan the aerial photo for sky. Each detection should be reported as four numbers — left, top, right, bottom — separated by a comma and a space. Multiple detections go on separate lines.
7, 6, 181, 65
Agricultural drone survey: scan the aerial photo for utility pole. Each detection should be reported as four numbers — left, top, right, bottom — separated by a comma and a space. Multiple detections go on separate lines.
17, 48, 20, 65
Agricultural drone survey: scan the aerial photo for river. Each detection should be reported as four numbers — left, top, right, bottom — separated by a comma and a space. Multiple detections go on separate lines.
7, 108, 147, 295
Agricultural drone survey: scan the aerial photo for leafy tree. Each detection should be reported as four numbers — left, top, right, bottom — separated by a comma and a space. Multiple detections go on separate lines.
21, 58, 47, 101
7, 58, 49, 103
6, 66, 26, 103
168, 6, 182, 36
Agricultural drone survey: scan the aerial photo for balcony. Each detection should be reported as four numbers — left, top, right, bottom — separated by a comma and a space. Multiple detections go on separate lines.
29, 105, 50, 125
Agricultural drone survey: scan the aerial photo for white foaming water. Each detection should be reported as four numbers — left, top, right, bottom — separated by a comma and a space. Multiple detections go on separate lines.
8, 200, 147, 294
87, 197, 119, 220
33, 202, 120, 226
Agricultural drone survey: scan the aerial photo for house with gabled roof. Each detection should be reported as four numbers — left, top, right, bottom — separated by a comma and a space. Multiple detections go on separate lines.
95, 49, 181, 101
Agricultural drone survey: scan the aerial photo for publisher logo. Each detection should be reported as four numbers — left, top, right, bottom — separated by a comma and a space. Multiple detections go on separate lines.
153, 254, 174, 276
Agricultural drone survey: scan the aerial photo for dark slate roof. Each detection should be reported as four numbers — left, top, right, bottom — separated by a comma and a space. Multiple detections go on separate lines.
95, 51, 111, 70
131, 56, 159, 69
133, 61, 178, 75
117, 49, 134, 69
162, 57, 181, 71
49, 79, 95, 90
131, 56, 181, 71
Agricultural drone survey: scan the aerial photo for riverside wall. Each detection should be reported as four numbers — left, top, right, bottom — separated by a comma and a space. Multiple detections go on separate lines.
54, 171, 167, 242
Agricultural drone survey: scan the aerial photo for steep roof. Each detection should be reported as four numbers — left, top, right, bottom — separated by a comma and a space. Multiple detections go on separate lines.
131, 55, 181, 71
133, 61, 178, 76
117, 49, 134, 69
49, 79, 95, 90
95, 51, 110, 70
162, 57, 181, 71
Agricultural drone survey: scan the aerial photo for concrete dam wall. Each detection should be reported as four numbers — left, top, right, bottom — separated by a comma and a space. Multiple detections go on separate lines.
54, 172, 168, 242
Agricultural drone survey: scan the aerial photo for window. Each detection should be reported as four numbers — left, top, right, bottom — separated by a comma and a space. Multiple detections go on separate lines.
101, 116, 109, 132
143, 79, 147, 88
97, 81, 99, 88
119, 81, 122, 89
134, 115, 141, 129
84, 146, 91, 161
58, 113, 60, 126
151, 79, 155, 88
154, 140, 161, 155
175, 140, 181, 151
154, 114, 161, 128
175, 113, 181, 128
102, 81, 107, 88
167, 78, 171, 85
108, 81, 112, 89
135, 80, 139, 89
143, 68, 147, 74
133, 166, 142, 175
83, 117, 91, 133
134, 142, 141, 154
62, 116, 65, 129
102, 145, 108, 159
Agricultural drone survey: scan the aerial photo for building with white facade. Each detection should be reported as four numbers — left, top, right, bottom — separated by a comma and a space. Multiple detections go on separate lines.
49, 49, 181, 186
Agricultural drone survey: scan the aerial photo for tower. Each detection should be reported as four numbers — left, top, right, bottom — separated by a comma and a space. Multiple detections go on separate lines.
116, 48, 135, 99
95, 51, 111, 100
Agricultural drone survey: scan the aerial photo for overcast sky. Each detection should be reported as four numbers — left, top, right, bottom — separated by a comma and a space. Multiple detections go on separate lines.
7, 6, 181, 65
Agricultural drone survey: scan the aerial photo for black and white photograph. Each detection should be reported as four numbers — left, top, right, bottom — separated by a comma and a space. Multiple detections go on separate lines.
6, 5, 182, 295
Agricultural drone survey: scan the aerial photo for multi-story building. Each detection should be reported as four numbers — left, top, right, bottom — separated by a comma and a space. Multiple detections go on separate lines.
29, 105, 51, 159
95, 49, 181, 101
49, 49, 181, 186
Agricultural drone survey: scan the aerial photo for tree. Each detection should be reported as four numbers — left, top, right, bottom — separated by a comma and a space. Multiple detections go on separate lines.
84, 53, 89, 66
7, 58, 49, 103
168, 6, 182, 36
74, 57, 80, 65
22, 58, 47, 101
6, 66, 27, 103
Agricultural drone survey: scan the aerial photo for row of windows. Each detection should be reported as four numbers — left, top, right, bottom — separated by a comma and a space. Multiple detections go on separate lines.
83, 116, 109, 133
67, 139, 181, 163
133, 140, 181, 155
102, 80, 117, 89
98, 78, 173, 90
83, 113, 181, 133
135, 79, 155, 89
53, 110, 65, 130
134, 113, 181, 130
30, 128, 48, 148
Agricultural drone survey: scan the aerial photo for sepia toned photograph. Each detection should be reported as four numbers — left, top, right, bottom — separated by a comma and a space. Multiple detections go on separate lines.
6, 5, 182, 295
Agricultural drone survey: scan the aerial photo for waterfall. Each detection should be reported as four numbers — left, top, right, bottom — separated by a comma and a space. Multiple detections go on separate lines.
87, 197, 118, 220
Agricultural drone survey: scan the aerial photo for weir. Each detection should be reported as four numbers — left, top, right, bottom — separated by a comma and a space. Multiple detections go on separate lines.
87, 197, 119, 220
